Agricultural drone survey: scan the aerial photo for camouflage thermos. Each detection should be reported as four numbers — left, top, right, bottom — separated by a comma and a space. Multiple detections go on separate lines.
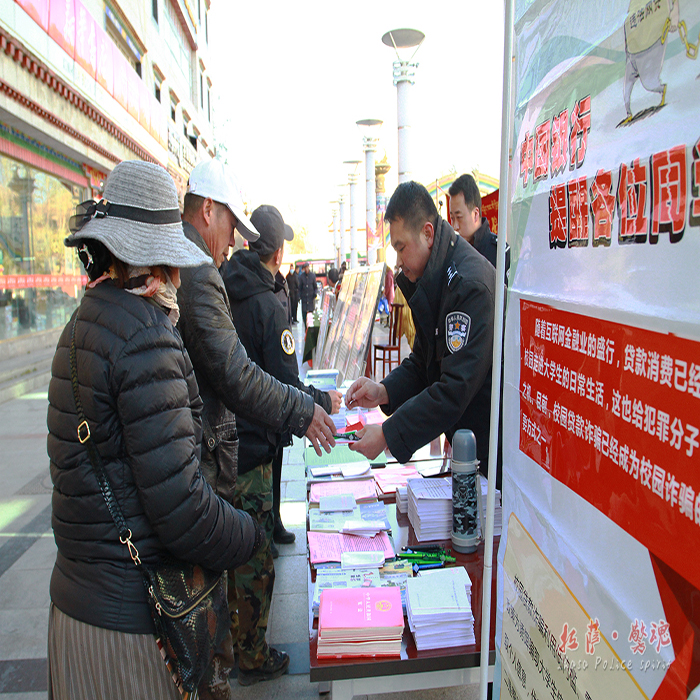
451, 429, 479, 554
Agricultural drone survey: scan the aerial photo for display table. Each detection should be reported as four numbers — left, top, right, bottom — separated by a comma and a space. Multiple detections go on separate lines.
307, 501, 497, 700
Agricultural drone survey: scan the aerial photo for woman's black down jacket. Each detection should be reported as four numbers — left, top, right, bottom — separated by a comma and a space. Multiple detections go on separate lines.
47, 281, 257, 634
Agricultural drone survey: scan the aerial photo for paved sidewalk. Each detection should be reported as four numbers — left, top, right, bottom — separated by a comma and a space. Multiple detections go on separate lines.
0, 318, 479, 699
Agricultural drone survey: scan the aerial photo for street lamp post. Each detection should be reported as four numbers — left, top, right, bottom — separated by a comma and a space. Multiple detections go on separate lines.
330, 204, 339, 268
338, 192, 347, 267
344, 161, 361, 269
357, 119, 382, 265
381, 28, 425, 184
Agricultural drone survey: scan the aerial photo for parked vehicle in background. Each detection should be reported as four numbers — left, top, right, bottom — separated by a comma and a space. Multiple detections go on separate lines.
293, 259, 333, 287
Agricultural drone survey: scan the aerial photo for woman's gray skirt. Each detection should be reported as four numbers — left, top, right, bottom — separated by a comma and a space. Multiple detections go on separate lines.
48, 603, 181, 700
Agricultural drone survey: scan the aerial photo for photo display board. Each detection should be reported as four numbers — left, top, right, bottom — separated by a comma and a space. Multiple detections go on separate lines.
496, 3, 700, 699
313, 288, 336, 367
318, 264, 385, 385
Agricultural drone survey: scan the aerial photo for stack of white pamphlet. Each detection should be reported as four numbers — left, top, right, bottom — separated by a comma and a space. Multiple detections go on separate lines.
405, 567, 475, 650
396, 486, 408, 513
480, 477, 502, 537
407, 477, 452, 541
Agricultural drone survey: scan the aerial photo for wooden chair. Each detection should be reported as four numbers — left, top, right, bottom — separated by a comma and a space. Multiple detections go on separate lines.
373, 303, 403, 379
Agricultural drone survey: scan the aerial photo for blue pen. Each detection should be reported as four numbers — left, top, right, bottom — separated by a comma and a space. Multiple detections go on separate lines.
412, 561, 445, 574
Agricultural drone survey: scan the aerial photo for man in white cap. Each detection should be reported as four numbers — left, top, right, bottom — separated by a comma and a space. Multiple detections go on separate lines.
178, 160, 336, 700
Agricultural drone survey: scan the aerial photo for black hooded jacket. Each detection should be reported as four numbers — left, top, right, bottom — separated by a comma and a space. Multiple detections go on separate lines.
47, 282, 258, 634
221, 250, 332, 473
380, 217, 498, 476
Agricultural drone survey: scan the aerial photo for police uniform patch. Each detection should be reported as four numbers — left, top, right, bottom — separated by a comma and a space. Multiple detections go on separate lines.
446, 312, 471, 354
281, 329, 295, 355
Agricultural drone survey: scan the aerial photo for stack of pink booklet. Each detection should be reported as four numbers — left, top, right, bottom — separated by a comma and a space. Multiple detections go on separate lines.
317, 586, 404, 658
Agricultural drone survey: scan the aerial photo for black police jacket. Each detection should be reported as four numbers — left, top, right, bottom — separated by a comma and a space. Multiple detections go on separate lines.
47, 282, 258, 634
222, 250, 332, 473
473, 217, 510, 284
177, 223, 315, 500
380, 216, 497, 470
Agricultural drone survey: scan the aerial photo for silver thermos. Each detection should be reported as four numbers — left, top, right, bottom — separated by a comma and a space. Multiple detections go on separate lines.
451, 429, 479, 554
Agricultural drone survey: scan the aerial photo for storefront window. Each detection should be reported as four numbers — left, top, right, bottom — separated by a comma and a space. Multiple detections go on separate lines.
0, 154, 86, 340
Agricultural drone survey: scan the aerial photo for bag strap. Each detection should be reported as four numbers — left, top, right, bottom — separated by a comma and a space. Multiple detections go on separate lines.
69, 315, 142, 567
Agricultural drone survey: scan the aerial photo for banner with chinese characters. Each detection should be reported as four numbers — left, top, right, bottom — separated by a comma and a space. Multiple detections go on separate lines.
497, 1, 700, 699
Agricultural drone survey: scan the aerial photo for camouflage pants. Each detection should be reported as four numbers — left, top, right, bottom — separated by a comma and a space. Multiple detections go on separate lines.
228, 460, 275, 672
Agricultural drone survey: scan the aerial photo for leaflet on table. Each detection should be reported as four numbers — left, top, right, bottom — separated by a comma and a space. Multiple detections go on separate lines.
307, 464, 373, 482
407, 476, 452, 500
406, 567, 473, 617
304, 444, 387, 468
311, 568, 380, 614
307, 530, 395, 565
373, 464, 422, 495
309, 501, 391, 532
319, 494, 357, 512
308, 477, 378, 504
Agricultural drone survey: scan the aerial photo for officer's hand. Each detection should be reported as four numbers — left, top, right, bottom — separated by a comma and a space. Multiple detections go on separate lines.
345, 377, 388, 409
306, 404, 336, 456
328, 390, 343, 414
349, 425, 387, 460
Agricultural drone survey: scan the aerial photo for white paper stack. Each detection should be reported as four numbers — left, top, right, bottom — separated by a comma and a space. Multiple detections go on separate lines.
407, 477, 452, 542
480, 477, 502, 537
396, 486, 408, 513
406, 567, 475, 650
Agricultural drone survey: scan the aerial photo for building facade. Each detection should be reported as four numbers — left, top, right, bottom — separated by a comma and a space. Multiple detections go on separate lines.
0, 0, 215, 341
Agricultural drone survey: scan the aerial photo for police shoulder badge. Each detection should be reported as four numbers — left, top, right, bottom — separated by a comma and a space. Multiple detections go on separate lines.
446, 311, 471, 354
281, 329, 295, 355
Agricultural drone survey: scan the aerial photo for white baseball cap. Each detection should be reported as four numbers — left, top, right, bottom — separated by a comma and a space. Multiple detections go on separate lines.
186, 160, 260, 241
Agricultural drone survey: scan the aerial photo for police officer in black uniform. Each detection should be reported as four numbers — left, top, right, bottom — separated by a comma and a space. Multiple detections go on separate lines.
346, 181, 501, 487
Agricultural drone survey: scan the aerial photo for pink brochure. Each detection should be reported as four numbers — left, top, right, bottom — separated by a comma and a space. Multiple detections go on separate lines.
307, 531, 395, 565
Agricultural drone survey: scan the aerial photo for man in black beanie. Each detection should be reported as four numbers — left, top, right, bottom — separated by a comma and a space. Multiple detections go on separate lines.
220, 205, 340, 685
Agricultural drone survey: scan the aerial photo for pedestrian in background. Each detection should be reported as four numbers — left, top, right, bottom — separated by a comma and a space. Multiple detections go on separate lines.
298, 262, 317, 327
286, 264, 299, 324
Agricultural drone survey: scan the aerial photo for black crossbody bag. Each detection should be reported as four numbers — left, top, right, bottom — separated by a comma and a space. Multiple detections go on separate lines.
69, 316, 227, 696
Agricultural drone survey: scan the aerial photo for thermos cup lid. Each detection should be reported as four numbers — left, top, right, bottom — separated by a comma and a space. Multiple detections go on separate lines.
452, 429, 477, 463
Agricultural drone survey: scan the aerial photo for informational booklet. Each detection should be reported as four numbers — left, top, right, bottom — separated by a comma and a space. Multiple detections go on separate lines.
318, 586, 403, 641
307, 530, 395, 565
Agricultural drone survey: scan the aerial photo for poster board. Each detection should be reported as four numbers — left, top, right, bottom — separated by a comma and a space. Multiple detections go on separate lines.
318, 264, 385, 385
313, 288, 336, 367
497, 3, 700, 699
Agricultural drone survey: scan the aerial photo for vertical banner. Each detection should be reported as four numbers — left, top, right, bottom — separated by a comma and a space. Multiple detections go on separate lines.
73, 0, 96, 79
111, 43, 128, 111
48, 0, 75, 59
482, 189, 500, 236
497, 2, 700, 700
15, 0, 49, 32
95, 23, 113, 94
